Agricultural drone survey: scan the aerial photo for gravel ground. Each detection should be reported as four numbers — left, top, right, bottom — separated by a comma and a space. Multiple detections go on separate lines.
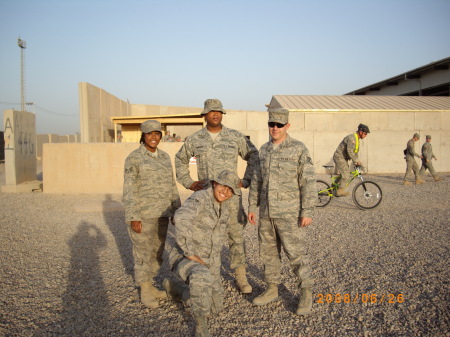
0, 162, 449, 337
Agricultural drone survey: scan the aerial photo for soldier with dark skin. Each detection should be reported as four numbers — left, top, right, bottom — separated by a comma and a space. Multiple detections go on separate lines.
164, 170, 241, 337
123, 120, 181, 308
403, 133, 424, 185
333, 124, 370, 196
175, 99, 259, 294
248, 108, 316, 316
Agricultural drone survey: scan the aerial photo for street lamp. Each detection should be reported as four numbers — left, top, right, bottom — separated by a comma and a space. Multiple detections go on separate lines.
18, 37, 27, 112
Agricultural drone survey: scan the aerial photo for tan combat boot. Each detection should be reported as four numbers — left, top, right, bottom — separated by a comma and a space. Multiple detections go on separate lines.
403, 181, 412, 186
162, 278, 189, 303
296, 288, 312, 316
149, 283, 167, 299
140, 281, 158, 308
336, 188, 350, 196
415, 179, 425, 185
434, 175, 442, 182
235, 266, 252, 294
194, 315, 210, 337
252, 283, 279, 306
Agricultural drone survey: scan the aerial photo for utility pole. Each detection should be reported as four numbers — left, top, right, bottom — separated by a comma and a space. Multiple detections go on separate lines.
17, 37, 27, 112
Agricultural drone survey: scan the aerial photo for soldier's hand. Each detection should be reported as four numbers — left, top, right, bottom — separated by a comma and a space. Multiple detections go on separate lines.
299, 217, 312, 227
189, 180, 206, 191
248, 212, 258, 225
187, 255, 205, 265
131, 221, 142, 233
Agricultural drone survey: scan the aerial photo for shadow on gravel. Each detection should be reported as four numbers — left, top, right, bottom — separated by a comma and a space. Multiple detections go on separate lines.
103, 194, 133, 276
58, 222, 110, 335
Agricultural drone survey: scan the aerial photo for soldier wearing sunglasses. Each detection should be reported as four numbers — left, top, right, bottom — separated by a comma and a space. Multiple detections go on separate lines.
248, 108, 316, 316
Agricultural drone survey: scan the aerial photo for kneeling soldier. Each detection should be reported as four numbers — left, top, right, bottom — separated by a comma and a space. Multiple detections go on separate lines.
164, 170, 241, 337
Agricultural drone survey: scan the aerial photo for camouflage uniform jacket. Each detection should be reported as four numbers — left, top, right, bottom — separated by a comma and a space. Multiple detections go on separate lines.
334, 133, 359, 165
406, 139, 421, 159
175, 125, 259, 189
173, 188, 230, 267
249, 134, 316, 219
123, 144, 181, 223
421, 142, 437, 162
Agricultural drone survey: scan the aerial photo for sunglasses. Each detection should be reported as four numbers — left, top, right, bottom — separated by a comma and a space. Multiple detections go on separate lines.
268, 122, 286, 128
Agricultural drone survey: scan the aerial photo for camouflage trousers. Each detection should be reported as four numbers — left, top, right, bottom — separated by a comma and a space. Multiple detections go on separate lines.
225, 193, 247, 269
333, 154, 352, 186
419, 160, 437, 177
258, 215, 313, 288
175, 258, 223, 318
128, 217, 169, 286
403, 157, 420, 181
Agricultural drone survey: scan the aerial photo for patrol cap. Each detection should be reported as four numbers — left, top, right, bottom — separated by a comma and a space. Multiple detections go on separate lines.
268, 108, 289, 124
426, 135, 432, 140
213, 170, 241, 196
201, 99, 226, 115
141, 120, 162, 133
413, 133, 420, 139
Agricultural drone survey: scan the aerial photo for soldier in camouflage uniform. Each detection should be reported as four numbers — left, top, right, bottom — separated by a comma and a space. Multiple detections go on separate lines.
123, 120, 181, 309
419, 135, 442, 182
403, 133, 424, 185
332, 124, 370, 196
175, 98, 259, 294
248, 108, 316, 316
164, 170, 241, 337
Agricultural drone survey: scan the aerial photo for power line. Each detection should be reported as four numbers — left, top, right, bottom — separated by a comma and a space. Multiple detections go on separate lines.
0, 101, 77, 117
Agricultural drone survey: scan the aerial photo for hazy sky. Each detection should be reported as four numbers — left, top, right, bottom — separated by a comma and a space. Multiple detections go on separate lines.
1, 0, 449, 135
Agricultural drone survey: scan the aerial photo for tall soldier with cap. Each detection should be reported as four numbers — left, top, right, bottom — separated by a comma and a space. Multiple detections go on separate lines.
419, 135, 442, 182
248, 108, 317, 316
175, 99, 259, 294
403, 133, 424, 185
123, 120, 181, 308
332, 123, 370, 196
164, 170, 242, 337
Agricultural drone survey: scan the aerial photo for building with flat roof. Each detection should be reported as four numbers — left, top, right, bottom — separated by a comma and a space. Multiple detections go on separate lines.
345, 56, 450, 96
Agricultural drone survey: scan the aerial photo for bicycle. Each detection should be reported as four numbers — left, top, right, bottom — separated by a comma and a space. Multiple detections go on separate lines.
317, 165, 382, 210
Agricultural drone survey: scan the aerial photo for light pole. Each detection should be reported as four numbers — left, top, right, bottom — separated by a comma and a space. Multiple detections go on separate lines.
17, 37, 27, 112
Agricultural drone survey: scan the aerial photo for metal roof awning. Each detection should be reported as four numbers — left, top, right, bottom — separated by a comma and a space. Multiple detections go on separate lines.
110, 113, 205, 142
270, 95, 450, 112
111, 113, 205, 126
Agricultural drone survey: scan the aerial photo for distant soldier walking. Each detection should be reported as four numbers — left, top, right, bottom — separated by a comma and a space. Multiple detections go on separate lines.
248, 108, 316, 316
403, 133, 424, 185
333, 124, 370, 196
175, 98, 259, 294
123, 120, 181, 308
419, 135, 442, 182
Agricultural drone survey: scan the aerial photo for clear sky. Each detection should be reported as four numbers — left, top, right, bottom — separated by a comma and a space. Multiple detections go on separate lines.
1, 0, 449, 135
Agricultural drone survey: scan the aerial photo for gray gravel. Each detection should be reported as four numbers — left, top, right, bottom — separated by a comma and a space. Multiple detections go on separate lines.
0, 163, 449, 337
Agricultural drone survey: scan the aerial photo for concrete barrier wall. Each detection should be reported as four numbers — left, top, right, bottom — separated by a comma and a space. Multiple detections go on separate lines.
3, 110, 37, 185
43, 142, 247, 194
43, 117, 448, 194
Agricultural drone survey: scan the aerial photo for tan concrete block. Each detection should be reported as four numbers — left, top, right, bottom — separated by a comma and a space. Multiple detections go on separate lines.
360, 111, 388, 131
332, 113, 361, 132
415, 111, 442, 131
305, 113, 333, 131
222, 111, 246, 130
246, 111, 268, 132
387, 112, 415, 131
289, 111, 305, 131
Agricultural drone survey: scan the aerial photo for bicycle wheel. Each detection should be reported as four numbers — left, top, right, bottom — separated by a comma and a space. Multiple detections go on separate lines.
317, 180, 332, 207
352, 180, 382, 210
